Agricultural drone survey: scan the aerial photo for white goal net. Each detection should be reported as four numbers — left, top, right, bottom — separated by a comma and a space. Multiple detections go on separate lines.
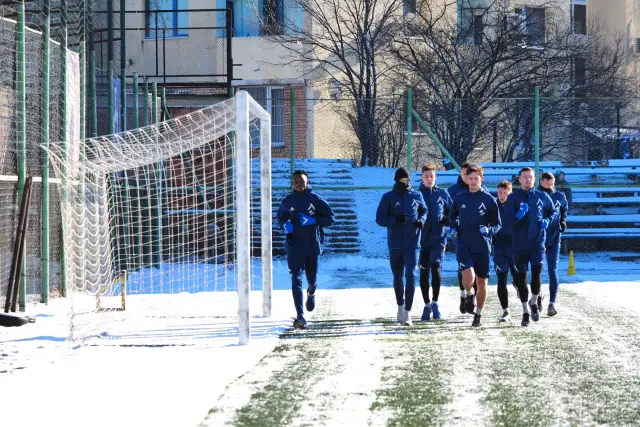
45, 91, 272, 345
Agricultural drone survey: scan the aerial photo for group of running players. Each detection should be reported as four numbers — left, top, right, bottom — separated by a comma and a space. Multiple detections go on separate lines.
376, 163, 568, 327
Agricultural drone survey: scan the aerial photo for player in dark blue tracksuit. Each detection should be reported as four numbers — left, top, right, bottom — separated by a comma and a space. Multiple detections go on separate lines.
376, 167, 428, 326
447, 162, 490, 315
494, 180, 517, 322
418, 164, 452, 322
503, 167, 559, 326
277, 170, 335, 329
449, 165, 501, 327
539, 171, 568, 317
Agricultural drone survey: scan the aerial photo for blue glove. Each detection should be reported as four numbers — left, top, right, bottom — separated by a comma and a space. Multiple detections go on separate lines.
479, 225, 489, 236
450, 227, 458, 238
300, 212, 316, 226
516, 202, 529, 220
540, 219, 550, 230
283, 220, 294, 234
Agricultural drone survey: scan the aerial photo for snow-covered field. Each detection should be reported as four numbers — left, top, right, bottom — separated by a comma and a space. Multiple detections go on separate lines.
2, 254, 640, 426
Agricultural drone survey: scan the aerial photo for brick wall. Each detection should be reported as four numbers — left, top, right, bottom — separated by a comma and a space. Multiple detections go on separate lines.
279, 85, 308, 159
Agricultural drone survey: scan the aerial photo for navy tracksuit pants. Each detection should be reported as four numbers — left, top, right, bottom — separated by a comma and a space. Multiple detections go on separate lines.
390, 249, 419, 311
546, 242, 561, 304
287, 252, 318, 317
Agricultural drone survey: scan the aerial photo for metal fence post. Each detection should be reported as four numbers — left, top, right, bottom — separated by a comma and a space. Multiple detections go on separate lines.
407, 87, 413, 169
16, 1, 27, 310
290, 87, 295, 176
41, 0, 51, 304
534, 86, 540, 186
120, 0, 127, 131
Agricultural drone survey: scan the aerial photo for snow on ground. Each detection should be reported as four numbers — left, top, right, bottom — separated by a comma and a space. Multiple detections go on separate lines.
2, 253, 640, 426
0, 290, 293, 427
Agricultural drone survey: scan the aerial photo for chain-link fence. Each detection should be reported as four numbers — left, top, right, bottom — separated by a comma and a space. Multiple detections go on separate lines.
0, 2, 85, 311
251, 89, 640, 258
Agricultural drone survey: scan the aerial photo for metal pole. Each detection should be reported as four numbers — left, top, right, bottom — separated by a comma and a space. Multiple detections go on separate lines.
235, 91, 251, 345
79, 2, 86, 141
152, 82, 160, 267
407, 88, 413, 169
41, 0, 51, 304
226, 7, 233, 97
492, 122, 497, 163
411, 107, 461, 172
290, 87, 295, 177
60, 0, 68, 298
16, 1, 27, 310
260, 114, 273, 318
133, 72, 139, 128
534, 86, 540, 186
108, 0, 114, 134
120, 0, 127, 131
89, 0, 97, 137
143, 77, 149, 126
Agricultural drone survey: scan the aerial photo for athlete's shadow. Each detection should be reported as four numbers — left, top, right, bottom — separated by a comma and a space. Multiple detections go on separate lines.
281, 318, 408, 340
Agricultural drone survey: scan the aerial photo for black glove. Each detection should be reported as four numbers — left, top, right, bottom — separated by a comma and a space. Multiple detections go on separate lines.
395, 214, 408, 225
559, 219, 567, 233
413, 220, 424, 230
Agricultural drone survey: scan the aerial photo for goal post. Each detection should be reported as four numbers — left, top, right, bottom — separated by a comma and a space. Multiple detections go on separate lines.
236, 90, 273, 345
44, 91, 273, 345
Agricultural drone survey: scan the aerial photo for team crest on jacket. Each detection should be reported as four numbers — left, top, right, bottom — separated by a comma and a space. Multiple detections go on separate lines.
478, 202, 486, 216
554, 200, 561, 209
308, 203, 315, 214
537, 198, 544, 212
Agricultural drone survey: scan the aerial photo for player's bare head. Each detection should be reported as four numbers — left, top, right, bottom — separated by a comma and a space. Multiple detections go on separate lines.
497, 180, 512, 203
466, 164, 484, 191
460, 162, 471, 184
292, 170, 309, 192
519, 167, 535, 190
540, 171, 555, 190
421, 163, 437, 187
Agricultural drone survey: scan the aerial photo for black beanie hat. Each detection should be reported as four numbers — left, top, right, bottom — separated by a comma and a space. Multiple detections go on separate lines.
394, 167, 410, 182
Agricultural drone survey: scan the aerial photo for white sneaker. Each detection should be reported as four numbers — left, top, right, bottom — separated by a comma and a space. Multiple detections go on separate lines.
397, 305, 404, 323
404, 309, 413, 326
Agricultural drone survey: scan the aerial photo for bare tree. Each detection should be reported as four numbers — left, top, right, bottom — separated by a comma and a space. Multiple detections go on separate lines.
261, 0, 404, 166
391, 0, 634, 164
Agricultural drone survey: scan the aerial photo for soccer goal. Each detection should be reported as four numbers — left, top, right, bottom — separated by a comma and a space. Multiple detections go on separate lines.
45, 91, 272, 345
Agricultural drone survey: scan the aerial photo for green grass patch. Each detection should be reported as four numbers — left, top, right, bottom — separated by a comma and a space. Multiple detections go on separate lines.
370, 325, 455, 426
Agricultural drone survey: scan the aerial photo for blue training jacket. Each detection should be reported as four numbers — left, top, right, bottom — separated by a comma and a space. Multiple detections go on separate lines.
276, 185, 336, 256
419, 184, 453, 247
376, 183, 428, 251
502, 188, 559, 251
493, 200, 512, 252
538, 186, 568, 248
449, 190, 501, 254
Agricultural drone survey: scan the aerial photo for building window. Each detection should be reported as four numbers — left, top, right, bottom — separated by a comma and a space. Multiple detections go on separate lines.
524, 7, 546, 46
263, 0, 284, 35
573, 3, 587, 35
574, 57, 586, 97
459, 8, 486, 45
404, 0, 417, 15
145, 0, 189, 39
241, 87, 286, 148
473, 14, 483, 45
